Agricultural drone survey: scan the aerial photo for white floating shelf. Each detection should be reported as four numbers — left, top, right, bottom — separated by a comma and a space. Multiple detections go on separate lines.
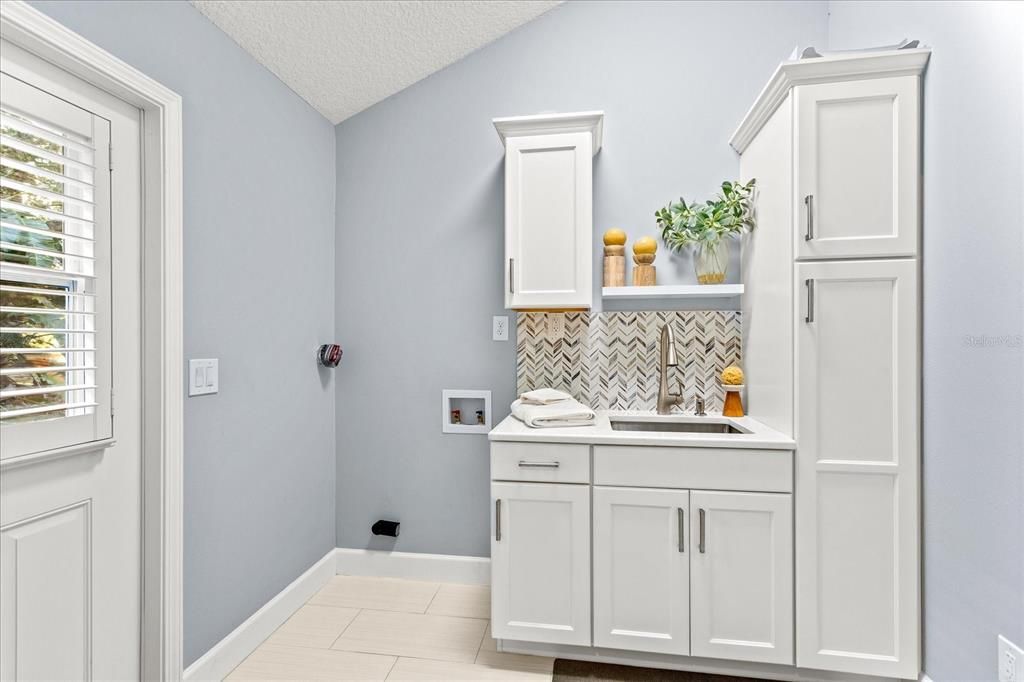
602, 284, 744, 300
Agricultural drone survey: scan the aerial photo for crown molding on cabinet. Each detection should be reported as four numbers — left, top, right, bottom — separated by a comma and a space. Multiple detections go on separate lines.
493, 110, 604, 154
729, 48, 931, 153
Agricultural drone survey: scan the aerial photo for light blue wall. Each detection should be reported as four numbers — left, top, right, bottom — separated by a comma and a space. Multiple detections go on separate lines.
827, 4, 1024, 680
332, 0, 827, 557
28, 1, 338, 666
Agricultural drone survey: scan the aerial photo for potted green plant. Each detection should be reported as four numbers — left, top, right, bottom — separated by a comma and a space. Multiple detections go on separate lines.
655, 179, 756, 284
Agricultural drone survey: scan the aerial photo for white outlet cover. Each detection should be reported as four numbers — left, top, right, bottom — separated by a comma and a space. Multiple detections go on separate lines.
1000, 635, 1023, 682
188, 358, 218, 396
492, 315, 509, 341
546, 314, 565, 340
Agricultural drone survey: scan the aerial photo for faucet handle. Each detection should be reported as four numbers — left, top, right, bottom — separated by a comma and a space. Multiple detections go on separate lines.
694, 395, 706, 416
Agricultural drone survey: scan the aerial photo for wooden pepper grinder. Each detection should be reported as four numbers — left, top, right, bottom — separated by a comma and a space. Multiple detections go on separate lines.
632, 236, 657, 286
603, 228, 627, 287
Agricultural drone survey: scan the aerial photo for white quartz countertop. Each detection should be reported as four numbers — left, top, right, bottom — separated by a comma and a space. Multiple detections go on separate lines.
489, 411, 795, 450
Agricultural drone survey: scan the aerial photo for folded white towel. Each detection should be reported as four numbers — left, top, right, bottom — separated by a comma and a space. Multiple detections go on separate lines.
511, 398, 596, 428
519, 388, 574, 405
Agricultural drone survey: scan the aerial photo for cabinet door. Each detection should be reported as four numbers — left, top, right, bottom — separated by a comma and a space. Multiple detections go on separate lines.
593, 487, 689, 655
490, 482, 590, 645
504, 132, 592, 309
795, 259, 919, 678
795, 76, 919, 259
690, 491, 793, 664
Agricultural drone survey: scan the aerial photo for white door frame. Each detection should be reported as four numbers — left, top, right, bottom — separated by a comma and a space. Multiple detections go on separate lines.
0, 2, 184, 679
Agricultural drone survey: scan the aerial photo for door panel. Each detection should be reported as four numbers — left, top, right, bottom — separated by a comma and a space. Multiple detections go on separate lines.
690, 491, 793, 664
505, 132, 592, 309
491, 482, 590, 645
1, 501, 91, 681
0, 40, 143, 681
796, 76, 919, 259
593, 487, 689, 655
795, 259, 919, 678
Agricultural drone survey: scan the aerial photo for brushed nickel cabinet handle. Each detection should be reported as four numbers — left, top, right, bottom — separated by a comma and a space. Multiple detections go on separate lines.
677, 508, 685, 553
804, 195, 814, 241
495, 499, 501, 541
518, 460, 559, 469
508, 258, 514, 293
698, 508, 706, 554
805, 278, 815, 324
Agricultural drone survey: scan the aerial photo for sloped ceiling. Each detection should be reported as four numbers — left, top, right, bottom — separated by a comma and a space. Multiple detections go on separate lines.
191, 0, 561, 124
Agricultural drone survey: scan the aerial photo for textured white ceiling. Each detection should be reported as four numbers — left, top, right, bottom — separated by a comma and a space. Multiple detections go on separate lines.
190, 0, 561, 124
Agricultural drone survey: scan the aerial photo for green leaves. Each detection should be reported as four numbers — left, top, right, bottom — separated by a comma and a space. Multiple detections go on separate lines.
655, 178, 756, 253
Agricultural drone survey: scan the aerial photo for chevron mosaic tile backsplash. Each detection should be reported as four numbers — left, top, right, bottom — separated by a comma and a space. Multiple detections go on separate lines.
516, 311, 741, 413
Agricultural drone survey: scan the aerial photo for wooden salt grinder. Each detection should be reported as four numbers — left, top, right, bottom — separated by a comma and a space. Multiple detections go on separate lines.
632, 253, 656, 286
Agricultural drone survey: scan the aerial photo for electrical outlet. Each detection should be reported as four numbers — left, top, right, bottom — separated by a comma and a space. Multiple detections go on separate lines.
492, 315, 509, 341
546, 313, 565, 340
1000, 635, 1023, 682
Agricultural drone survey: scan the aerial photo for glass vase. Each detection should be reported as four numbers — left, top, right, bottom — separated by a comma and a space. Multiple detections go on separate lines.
694, 240, 728, 285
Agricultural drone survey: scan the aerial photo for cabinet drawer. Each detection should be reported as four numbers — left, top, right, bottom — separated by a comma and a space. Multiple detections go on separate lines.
593, 446, 791, 492
491, 442, 590, 483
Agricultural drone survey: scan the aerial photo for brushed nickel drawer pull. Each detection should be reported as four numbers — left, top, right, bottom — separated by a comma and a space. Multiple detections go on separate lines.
677, 508, 685, 553
517, 460, 560, 468
495, 499, 501, 541
509, 258, 514, 293
698, 508, 706, 554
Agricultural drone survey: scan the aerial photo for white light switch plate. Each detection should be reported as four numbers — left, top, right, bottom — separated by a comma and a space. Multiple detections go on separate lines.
1000, 635, 1023, 682
188, 358, 218, 396
492, 316, 509, 341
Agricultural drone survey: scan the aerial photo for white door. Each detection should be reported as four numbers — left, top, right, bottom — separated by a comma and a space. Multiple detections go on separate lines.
795, 76, 919, 260
0, 41, 142, 681
504, 132, 592, 310
491, 482, 590, 645
593, 486, 689, 655
795, 259, 919, 678
690, 491, 793, 665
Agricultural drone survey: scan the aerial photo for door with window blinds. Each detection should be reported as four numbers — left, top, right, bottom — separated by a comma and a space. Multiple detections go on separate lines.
1, 40, 143, 682
1, 71, 111, 457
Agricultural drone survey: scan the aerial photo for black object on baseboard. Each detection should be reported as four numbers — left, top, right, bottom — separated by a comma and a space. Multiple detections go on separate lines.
371, 520, 400, 537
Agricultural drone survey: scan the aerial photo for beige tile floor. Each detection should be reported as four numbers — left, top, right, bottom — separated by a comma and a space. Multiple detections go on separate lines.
227, 576, 554, 681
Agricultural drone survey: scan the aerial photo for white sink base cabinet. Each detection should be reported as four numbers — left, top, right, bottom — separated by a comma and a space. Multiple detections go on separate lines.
490, 439, 800, 677
689, 491, 793, 665
592, 487, 690, 656
490, 482, 591, 646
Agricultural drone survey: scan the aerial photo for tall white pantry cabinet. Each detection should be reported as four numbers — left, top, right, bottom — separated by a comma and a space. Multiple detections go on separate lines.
735, 49, 929, 679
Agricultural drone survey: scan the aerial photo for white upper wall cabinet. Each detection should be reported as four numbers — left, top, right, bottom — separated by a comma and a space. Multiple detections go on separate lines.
494, 112, 603, 310
795, 77, 919, 259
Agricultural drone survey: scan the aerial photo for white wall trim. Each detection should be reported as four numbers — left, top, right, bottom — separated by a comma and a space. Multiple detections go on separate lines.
0, 3, 185, 679
334, 548, 490, 585
182, 550, 336, 682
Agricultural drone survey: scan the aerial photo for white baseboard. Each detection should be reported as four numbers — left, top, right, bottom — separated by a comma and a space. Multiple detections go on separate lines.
183, 550, 336, 681
334, 548, 490, 585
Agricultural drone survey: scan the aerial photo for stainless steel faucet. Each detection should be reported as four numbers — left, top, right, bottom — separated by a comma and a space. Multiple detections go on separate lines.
657, 324, 684, 415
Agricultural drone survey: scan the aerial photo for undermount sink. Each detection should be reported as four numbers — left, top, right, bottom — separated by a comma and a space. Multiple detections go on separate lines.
609, 418, 747, 435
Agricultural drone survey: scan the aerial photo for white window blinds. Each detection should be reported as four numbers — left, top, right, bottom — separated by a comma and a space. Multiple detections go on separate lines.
1, 106, 98, 422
